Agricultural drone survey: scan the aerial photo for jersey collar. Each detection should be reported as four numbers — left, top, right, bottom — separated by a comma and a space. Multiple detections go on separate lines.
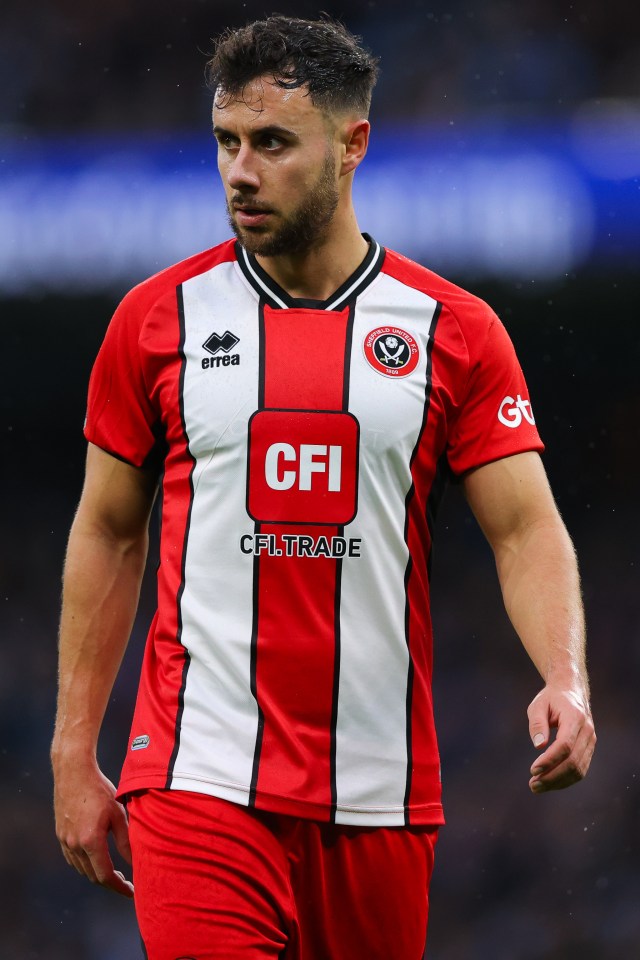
235, 234, 385, 311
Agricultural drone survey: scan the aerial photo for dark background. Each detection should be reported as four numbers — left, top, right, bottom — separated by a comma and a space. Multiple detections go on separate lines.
1, 2, 639, 958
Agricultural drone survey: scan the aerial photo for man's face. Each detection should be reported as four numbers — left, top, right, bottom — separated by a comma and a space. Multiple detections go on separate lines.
213, 77, 340, 257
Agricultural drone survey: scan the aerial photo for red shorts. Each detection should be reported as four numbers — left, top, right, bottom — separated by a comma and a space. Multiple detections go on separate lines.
128, 789, 438, 960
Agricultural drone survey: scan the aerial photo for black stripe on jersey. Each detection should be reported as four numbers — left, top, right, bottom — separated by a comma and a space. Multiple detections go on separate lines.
329, 303, 356, 818
257, 301, 266, 409
401, 300, 443, 824
235, 236, 385, 311
426, 454, 451, 581
236, 243, 288, 309
407, 301, 442, 479
248, 523, 265, 807
402, 652, 415, 826
329, 525, 344, 823
165, 284, 197, 789
248, 302, 267, 805
341, 302, 356, 410
323, 237, 385, 311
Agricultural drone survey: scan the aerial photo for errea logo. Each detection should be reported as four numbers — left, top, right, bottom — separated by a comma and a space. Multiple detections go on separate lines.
498, 394, 536, 428
202, 330, 240, 369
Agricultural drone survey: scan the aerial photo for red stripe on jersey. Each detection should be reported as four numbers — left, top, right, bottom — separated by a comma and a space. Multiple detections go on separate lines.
262, 307, 350, 410
120, 287, 196, 790
403, 304, 444, 817
254, 522, 339, 807
253, 306, 351, 814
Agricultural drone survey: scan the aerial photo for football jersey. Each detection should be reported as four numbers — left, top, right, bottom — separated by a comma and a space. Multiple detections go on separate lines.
85, 236, 543, 826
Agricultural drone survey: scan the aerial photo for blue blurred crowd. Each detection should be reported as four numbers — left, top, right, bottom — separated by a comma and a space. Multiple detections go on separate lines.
1, 0, 639, 134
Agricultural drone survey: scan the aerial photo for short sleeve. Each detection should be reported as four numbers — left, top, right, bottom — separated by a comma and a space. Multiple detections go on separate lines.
446, 313, 544, 475
84, 293, 160, 467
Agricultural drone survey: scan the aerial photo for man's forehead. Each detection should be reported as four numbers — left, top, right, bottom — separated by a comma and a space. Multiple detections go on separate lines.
213, 75, 319, 123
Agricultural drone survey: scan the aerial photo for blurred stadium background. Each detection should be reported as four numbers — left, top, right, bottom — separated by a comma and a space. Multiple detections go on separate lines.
1, 1, 639, 957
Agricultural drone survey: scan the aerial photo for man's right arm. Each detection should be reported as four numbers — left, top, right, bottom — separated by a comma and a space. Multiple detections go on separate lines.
51, 442, 158, 897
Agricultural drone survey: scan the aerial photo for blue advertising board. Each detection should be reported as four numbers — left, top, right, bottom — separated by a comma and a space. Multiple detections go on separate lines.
1, 114, 638, 294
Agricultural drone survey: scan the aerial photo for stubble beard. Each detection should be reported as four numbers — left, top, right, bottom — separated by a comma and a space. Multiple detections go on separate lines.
226, 150, 339, 257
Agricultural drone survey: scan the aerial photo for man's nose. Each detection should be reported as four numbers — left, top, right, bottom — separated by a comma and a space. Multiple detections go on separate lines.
227, 145, 260, 191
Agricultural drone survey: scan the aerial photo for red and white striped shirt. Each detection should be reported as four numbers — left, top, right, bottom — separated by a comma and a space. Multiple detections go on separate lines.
85, 237, 543, 826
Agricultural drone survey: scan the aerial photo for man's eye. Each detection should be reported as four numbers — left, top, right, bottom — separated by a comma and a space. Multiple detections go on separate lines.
263, 137, 283, 150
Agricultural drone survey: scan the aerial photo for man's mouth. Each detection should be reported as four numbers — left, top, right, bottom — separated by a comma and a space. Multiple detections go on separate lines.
232, 201, 274, 228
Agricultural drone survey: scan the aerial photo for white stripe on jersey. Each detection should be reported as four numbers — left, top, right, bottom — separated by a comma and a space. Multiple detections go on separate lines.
333, 273, 440, 824
171, 262, 260, 798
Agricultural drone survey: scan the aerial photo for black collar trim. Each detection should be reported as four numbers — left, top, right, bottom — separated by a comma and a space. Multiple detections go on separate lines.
235, 234, 385, 310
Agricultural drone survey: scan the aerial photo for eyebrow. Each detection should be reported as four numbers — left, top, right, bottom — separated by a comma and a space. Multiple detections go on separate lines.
213, 123, 299, 142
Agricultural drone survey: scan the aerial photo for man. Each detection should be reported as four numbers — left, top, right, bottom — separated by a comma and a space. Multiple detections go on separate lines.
52, 15, 596, 960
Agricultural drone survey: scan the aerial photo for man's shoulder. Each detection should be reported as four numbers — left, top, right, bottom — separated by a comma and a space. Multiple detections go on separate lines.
381, 247, 496, 334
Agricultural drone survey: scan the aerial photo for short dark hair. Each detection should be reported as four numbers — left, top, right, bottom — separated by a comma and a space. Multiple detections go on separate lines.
207, 15, 379, 117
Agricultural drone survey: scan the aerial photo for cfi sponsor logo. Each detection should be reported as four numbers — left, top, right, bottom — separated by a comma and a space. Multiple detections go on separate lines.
247, 410, 359, 526
498, 394, 536, 428
363, 326, 419, 378
202, 329, 240, 369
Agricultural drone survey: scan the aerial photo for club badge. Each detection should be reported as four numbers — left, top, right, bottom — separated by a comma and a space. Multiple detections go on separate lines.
363, 326, 420, 378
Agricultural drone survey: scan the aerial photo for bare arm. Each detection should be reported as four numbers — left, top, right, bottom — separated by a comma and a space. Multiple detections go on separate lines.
51, 443, 157, 896
463, 451, 595, 793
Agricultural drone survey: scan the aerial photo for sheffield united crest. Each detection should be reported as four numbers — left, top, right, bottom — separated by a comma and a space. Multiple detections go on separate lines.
363, 326, 420, 378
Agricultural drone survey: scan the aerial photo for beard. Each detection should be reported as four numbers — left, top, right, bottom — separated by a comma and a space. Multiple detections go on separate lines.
226, 150, 339, 257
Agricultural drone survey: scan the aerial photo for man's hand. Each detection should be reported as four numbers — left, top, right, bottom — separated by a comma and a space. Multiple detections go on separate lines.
463, 454, 596, 796
52, 445, 156, 898
527, 685, 596, 793
53, 756, 134, 897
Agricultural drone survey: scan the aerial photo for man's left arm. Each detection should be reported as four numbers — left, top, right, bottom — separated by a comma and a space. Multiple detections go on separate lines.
463, 450, 596, 793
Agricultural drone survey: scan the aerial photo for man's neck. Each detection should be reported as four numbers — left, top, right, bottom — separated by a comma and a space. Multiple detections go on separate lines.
254, 212, 369, 302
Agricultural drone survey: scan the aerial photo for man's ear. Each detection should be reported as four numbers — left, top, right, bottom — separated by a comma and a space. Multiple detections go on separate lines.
340, 118, 370, 176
